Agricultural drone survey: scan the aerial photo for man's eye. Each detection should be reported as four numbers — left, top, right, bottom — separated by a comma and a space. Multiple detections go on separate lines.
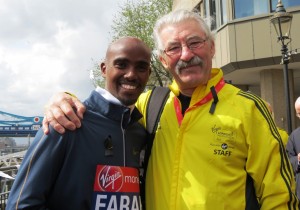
136, 65, 149, 72
115, 63, 127, 69
167, 46, 181, 53
189, 41, 201, 49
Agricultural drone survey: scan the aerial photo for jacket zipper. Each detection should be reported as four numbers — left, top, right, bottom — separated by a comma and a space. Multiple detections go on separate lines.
121, 113, 126, 167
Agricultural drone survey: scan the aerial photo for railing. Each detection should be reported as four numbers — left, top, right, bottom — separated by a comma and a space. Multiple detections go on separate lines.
0, 191, 9, 210
0, 150, 26, 168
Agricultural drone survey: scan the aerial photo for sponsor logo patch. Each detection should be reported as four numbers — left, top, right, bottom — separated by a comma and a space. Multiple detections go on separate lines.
91, 165, 141, 210
210, 125, 236, 157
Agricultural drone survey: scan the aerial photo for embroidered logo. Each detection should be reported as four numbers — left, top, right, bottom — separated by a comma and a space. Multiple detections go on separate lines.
213, 143, 232, 156
211, 124, 236, 144
211, 124, 236, 156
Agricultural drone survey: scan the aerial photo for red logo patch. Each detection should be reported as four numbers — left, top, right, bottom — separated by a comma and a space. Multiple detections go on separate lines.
98, 166, 124, 192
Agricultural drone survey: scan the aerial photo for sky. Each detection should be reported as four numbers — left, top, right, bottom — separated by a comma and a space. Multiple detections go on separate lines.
0, 0, 131, 119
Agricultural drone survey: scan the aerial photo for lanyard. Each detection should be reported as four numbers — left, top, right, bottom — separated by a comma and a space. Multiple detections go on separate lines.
174, 78, 225, 126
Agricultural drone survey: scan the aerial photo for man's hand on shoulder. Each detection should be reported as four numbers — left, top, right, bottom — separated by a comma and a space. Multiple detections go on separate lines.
43, 92, 86, 134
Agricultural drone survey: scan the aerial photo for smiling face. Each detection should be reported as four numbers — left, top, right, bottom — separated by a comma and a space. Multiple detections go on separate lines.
101, 37, 151, 106
159, 19, 215, 96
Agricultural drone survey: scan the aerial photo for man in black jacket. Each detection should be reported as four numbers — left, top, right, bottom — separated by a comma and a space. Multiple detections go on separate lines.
6, 37, 151, 210
286, 96, 300, 199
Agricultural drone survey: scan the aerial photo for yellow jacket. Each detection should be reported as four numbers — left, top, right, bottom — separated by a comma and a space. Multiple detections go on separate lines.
136, 68, 298, 210
278, 128, 289, 147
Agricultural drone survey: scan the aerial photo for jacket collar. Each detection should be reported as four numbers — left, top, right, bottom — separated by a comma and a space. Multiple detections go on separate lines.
168, 68, 223, 105
84, 90, 143, 128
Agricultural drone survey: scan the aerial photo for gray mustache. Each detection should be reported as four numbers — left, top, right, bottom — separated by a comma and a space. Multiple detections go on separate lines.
175, 56, 203, 73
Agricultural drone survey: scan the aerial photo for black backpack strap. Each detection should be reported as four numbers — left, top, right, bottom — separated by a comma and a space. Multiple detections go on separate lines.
140, 86, 170, 209
146, 86, 170, 135
144, 86, 170, 168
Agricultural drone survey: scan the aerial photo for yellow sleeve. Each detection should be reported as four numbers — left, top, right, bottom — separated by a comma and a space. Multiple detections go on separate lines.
64, 91, 77, 98
278, 128, 289, 147
135, 90, 152, 129
244, 98, 298, 209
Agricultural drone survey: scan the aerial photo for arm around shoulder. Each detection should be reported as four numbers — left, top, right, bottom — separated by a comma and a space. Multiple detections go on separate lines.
43, 91, 86, 134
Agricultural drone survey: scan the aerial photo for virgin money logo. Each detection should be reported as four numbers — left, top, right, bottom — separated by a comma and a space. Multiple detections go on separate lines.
98, 166, 124, 192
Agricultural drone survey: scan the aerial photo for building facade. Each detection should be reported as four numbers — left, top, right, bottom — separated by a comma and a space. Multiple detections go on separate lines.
173, 0, 300, 131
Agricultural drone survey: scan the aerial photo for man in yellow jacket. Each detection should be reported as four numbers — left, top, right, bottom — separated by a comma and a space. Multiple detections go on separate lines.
43, 10, 298, 210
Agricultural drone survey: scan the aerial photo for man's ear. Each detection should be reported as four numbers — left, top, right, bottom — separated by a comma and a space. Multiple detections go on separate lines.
210, 40, 216, 57
100, 62, 106, 78
159, 55, 169, 69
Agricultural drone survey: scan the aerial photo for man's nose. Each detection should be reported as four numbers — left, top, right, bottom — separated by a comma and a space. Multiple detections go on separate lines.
124, 67, 137, 79
180, 45, 195, 62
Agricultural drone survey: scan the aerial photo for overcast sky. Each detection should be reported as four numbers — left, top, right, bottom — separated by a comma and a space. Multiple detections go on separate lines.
0, 0, 131, 119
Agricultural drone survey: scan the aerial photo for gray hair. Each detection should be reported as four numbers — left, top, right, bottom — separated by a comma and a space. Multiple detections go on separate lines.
153, 9, 215, 55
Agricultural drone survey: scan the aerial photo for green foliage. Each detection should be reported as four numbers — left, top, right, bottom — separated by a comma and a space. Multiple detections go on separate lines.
91, 0, 173, 88
90, 60, 105, 88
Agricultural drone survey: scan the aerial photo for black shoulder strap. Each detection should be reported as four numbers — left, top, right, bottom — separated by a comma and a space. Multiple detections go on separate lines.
144, 86, 170, 171
146, 86, 170, 135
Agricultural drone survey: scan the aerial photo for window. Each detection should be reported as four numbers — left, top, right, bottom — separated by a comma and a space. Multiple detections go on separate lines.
234, 0, 269, 19
205, 0, 216, 30
205, 0, 227, 30
234, 0, 300, 19
271, 0, 300, 11
221, 0, 228, 25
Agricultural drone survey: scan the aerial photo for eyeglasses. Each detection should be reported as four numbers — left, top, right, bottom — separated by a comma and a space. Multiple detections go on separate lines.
163, 37, 208, 57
